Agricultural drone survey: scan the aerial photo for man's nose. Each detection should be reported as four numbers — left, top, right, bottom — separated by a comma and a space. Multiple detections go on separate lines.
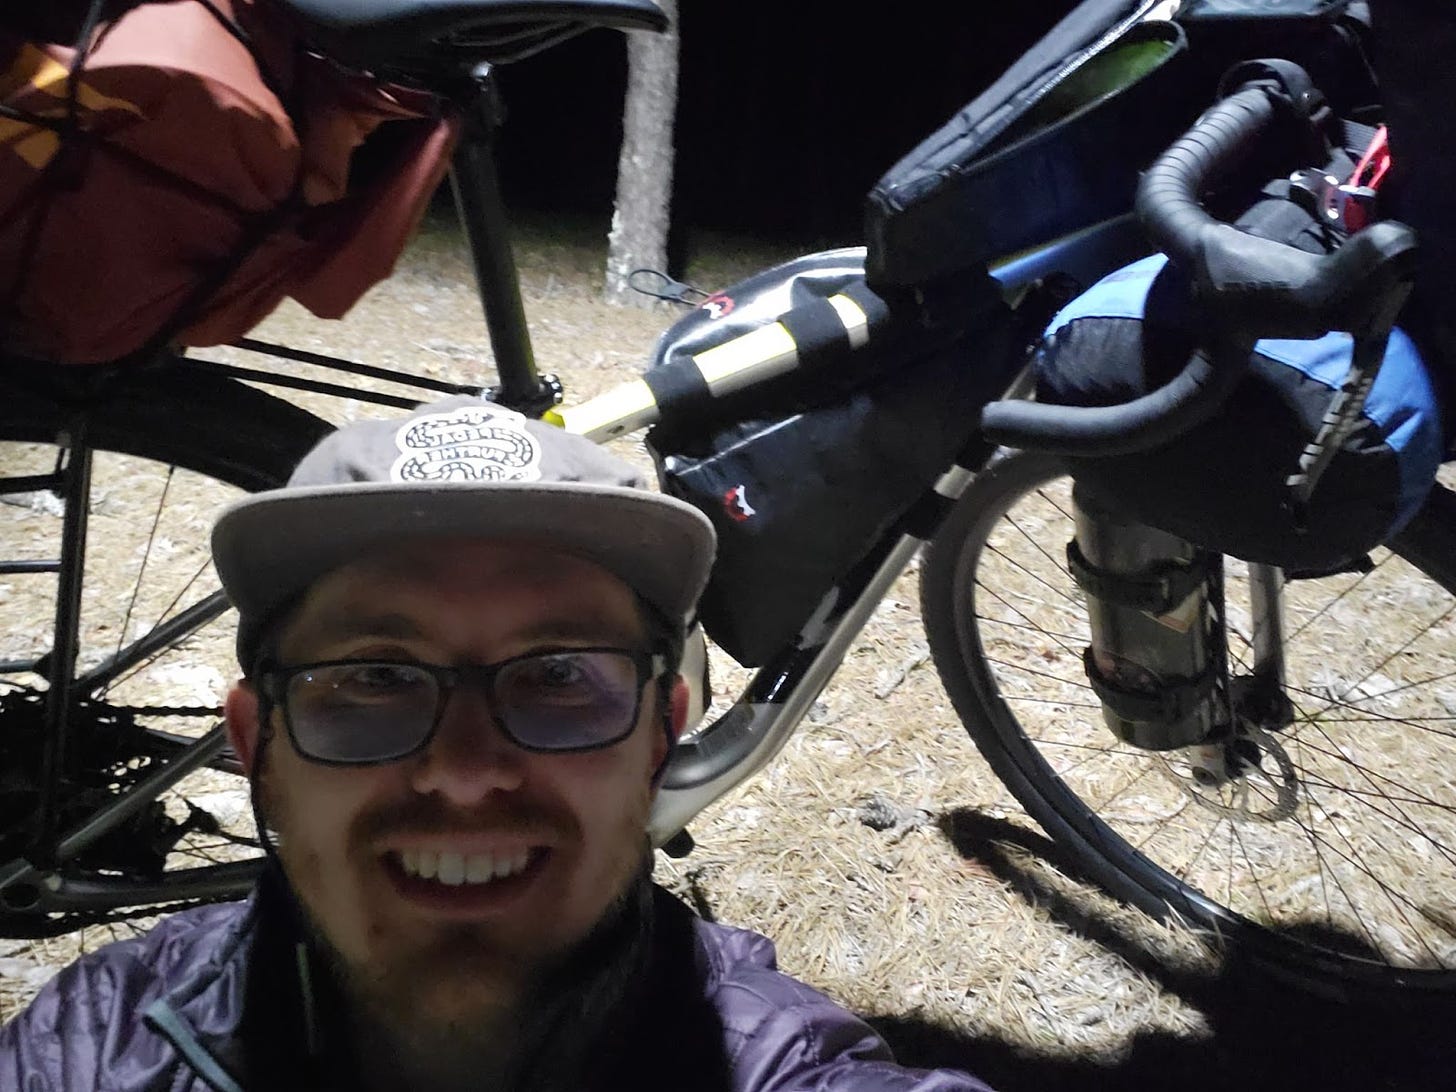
408, 684, 525, 802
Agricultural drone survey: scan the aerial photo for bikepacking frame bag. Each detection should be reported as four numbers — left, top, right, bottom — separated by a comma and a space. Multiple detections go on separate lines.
1032, 78, 1445, 573
0, 1, 458, 364
644, 250, 1015, 667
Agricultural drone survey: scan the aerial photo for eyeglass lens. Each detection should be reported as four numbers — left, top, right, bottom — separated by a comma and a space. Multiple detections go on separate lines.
282, 650, 645, 763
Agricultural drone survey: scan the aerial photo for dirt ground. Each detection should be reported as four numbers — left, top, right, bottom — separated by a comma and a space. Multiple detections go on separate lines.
3, 210, 1456, 1091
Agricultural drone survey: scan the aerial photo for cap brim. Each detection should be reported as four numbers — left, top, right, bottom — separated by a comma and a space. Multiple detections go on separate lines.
212, 481, 715, 665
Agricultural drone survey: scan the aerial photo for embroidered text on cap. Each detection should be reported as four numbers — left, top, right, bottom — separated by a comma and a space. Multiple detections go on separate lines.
390, 406, 544, 483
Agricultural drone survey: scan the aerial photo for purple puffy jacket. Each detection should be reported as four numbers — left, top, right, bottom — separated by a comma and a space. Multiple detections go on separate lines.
0, 882, 997, 1091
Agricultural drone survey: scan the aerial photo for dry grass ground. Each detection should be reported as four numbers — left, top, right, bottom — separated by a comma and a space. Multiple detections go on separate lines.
3, 211, 1456, 1091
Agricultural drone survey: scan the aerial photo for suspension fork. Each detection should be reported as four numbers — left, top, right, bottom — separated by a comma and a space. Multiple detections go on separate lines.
1240, 561, 1295, 728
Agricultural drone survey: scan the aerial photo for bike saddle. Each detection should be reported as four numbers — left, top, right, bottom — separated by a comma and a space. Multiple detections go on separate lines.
273, 0, 667, 75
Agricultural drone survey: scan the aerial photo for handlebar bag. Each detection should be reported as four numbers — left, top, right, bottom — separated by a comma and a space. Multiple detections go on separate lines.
1033, 248, 1444, 573
1031, 90, 1447, 573
0, 1, 458, 364
644, 249, 1016, 667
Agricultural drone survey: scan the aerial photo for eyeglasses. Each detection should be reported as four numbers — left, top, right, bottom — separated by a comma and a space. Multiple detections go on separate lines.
258, 647, 665, 765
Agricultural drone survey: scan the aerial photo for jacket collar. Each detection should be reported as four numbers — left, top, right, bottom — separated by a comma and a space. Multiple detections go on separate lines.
145, 861, 330, 1089
138, 883, 263, 1091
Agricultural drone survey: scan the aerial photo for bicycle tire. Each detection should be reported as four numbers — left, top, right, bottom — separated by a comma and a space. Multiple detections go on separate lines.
921, 447, 1456, 1000
0, 359, 329, 936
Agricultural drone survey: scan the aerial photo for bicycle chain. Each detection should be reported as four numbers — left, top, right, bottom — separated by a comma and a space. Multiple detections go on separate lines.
110, 705, 222, 718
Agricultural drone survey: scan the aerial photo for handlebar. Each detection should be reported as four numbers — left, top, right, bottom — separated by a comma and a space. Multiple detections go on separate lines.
979, 78, 1420, 456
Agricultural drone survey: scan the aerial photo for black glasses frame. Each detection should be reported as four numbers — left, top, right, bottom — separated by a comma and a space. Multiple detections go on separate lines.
257, 646, 667, 766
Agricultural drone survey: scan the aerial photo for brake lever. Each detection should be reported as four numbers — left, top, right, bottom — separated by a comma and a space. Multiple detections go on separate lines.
1282, 280, 1413, 532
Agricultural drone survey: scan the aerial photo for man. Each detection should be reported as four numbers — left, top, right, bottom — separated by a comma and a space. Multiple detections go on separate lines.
0, 395, 996, 1091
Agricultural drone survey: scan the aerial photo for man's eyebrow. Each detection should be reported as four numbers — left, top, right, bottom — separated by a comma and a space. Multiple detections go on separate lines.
297, 611, 427, 646
294, 611, 646, 651
509, 612, 648, 648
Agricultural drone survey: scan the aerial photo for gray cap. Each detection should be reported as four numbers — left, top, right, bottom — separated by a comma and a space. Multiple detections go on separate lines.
212, 395, 716, 669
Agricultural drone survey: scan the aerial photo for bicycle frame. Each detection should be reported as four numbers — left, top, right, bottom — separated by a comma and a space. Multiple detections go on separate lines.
576, 215, 1147, 847
0, 62, 1159, 918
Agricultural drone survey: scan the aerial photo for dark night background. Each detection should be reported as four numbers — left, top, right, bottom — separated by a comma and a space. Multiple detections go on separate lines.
489, 4, 1082, 250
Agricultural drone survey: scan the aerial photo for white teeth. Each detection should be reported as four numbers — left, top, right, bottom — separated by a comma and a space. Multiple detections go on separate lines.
437, 852, 465, 885
398, 848, 533, 886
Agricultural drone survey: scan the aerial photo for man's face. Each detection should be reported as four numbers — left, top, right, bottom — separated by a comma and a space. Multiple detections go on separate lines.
225, 537, 677, 1029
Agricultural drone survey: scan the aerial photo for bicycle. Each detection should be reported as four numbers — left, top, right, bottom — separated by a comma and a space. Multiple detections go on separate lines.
3, 0, 1452, 1009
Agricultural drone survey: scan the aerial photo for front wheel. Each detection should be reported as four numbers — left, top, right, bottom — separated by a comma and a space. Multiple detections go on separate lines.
922, 448, 1456, 1000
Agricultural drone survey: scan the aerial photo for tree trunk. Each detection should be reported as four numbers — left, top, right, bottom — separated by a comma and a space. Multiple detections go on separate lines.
604, 0, 679, 307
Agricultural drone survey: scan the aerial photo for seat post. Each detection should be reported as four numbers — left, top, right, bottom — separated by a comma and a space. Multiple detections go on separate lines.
448, 64, 561, 415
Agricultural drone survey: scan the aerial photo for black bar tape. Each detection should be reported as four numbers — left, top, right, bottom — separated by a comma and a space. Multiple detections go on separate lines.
779, 299, 852, 373
643, 356, 714, 423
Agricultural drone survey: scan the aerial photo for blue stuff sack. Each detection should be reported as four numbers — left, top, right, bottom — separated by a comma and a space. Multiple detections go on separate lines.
1034, 252, 1445, 573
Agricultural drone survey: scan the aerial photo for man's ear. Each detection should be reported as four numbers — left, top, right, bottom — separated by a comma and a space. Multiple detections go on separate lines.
650, 676, 692, 774
224, 681, 263, 777
667, 676, 691, 743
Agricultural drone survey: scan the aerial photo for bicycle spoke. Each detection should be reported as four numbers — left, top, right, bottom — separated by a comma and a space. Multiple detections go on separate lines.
1293, 797, 1446, 964
931, 451, 1456, 988
986, 657, 1090, 694
1282, 554, 1384, 645
978, 554, 1085, 628
0, 430, 281, 940
110, 465, 177, 681
976, 582, 1087, 665
976, 613, 1090, 648
103, 556, 219, 697
76, 591, 232, 696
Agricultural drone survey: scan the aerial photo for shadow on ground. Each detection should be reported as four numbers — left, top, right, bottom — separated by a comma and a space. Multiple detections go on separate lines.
866, 809, 1456, 1092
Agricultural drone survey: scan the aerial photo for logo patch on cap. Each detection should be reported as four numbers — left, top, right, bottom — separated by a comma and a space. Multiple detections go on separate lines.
390, 405, 543, 483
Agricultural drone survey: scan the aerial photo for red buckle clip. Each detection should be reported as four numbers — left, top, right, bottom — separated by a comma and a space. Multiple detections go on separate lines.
1339, 125, 1391, 232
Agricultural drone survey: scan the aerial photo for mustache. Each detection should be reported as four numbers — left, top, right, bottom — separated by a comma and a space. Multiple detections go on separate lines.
350, 796, 578, 845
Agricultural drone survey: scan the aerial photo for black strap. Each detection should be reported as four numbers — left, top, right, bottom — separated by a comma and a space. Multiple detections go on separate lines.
1065, 539, 1211, 615
840, 278, 892, 328
1082, 646, 1219, 725
643, 355, 714, 423
778, 297, 851, 373
1217, 58, 1327, 123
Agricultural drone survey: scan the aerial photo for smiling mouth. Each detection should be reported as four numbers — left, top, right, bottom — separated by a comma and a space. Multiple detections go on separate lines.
395, 847, 537, 887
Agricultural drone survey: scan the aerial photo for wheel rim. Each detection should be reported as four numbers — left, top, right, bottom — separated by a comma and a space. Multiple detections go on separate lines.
954, 456, 1456, 987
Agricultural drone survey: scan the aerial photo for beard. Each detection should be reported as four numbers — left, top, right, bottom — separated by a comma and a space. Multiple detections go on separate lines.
304, 849, 658, 1092
251, 738, 658, 1091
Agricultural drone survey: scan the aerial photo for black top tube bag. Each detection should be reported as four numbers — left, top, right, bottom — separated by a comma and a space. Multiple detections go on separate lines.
864, 0, 1190, 292
863, 0, 1376, 295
